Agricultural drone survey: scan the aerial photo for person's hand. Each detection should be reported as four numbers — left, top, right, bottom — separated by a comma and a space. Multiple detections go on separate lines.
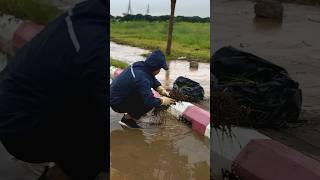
160, 97, 175, 106
156, 86, 170, 97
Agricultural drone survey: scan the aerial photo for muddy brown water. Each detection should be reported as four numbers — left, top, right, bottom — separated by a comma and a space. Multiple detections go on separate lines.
110, 108, 210, 180
213, 0, 320, 161
110, 43, 210, 179
110, 42, 210, 98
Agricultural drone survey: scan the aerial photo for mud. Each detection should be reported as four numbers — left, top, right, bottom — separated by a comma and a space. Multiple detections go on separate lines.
213, 0, 320, 160
110, 108, 210, 180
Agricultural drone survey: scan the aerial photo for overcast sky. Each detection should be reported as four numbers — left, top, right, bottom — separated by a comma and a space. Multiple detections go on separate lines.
110, 0, 210, 18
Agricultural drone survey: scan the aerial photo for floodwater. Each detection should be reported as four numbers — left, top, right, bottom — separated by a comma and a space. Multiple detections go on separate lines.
110, 42, 210, 98
213, 0, 320, 110
212, 0, 320, 175
110, 108, 210, 180
110, 42, 210, 180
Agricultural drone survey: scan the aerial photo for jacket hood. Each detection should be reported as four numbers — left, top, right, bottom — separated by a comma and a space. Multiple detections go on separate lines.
72, 0, 107, 20
145, 50, 168, 71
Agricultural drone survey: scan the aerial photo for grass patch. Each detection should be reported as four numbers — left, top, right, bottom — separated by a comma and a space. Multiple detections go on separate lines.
0, 0, 61, 24
111, 21, 210, 62
111, 58, 129, 69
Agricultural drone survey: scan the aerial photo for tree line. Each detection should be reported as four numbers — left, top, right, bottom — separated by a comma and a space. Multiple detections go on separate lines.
110, 14, 210, 23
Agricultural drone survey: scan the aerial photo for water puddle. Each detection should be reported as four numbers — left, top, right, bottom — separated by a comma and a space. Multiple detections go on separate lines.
110, 42, 150, 64
110, 42, 210, 98
212, 0, 320, 176
110, 108, 210, 180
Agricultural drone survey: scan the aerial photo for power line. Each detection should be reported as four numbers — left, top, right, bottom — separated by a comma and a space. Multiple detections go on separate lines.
146, 3, 150, 15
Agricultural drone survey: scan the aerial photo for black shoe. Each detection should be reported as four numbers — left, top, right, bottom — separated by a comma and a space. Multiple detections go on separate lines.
119, 116, 141, 129
38, 166, 49, 180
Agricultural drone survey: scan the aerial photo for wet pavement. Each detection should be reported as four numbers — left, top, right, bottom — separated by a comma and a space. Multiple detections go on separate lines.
110, 108, 210, 180
110, 42, 150, 64
213, 0, 320, 161
0, 141, 44, 180
110, 42, 211, 110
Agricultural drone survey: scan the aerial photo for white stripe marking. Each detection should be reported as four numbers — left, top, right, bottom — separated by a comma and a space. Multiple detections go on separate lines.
204, 124, 210, 138
169, 102, 194, 119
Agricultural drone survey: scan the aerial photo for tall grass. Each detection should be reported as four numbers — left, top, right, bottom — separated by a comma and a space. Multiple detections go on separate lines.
111, 21, 210, 62
0, 0, 61, 24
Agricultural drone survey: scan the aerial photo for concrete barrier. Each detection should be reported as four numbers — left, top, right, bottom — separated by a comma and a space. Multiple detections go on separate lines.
0, 14, 23, 55
2, 13, 319, 180
211, 127, 269, 178
110, 65, 211, 138
12, 21, 44, 51
0, 14, 212, 139
183, 105, 210, 135
233, 139, 320, 180
0, 15, 43, 55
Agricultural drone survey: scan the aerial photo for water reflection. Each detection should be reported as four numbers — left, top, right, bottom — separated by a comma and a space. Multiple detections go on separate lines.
157, 61, 210, 97
110, 108, 210, 180
110, 42, 210, 97
110, 129, 209, 180
253, 17, 282, 31
164, 65, 170, 90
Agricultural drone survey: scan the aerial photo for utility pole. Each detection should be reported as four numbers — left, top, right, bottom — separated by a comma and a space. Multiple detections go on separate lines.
146, 3, 150, 15
127, 0, 132, 15
166, 0, 177, 55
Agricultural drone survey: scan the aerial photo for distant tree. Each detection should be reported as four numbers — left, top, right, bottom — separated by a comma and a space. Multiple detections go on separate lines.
166, 0, 176, 55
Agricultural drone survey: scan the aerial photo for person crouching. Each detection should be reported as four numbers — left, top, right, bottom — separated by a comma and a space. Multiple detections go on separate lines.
110, 50, 175, 128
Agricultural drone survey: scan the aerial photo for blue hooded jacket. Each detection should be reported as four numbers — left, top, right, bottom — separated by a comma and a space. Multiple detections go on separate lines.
110, 50, 168, 108
0, 0, 108, 136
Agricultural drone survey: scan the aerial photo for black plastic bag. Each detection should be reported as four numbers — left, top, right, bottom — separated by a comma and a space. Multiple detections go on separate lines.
171, 76, 204, 103
212, 46, 302, 129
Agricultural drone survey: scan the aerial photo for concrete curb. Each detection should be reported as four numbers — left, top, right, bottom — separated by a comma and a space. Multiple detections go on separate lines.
110, 66, 211, 138
0, 14, 44, 56
111, 66, 320, 180
2, 13, 319, 180
0, 14, 23, 55
233, 139, 320, 180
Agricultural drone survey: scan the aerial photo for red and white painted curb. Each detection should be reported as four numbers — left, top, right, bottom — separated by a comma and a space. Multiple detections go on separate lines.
2, 13, 320, 180
0, 14, 44, 56
211, 127, 269, 178
233, 139, 320, 180
111, 66, 320, 180
110, 66, 211, 138
211, 126, 320, 179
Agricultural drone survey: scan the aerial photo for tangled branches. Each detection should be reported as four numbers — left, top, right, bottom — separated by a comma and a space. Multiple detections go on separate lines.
212, 88, 250, 136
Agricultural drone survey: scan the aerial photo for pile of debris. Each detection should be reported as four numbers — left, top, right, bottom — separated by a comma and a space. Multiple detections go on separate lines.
150, 76, 205, 125
211, 46, 302, 131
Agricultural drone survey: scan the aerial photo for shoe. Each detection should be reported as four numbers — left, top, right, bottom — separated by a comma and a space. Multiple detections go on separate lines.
38, 166, 49, 180
119, 116, 141, 129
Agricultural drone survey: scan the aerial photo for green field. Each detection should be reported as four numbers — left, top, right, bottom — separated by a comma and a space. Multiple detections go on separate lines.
0, 0, 60, 24
111, 21, 210, 62
111, 58, 129, 69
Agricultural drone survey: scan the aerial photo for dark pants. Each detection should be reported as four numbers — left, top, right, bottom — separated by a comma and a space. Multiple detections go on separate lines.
111, 92, 153, 119
0, 115, 107, 180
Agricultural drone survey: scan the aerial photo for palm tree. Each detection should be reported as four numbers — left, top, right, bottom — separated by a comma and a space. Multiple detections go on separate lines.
166, 0, 177, 55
